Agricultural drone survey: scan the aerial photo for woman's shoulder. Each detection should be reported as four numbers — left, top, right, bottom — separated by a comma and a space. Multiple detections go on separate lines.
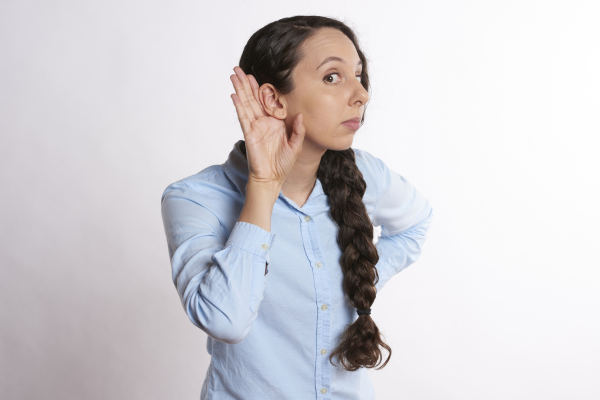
161, 164, 240, 205
352, 148, 392, 187
352, 148, 387, 175
351, 147, 390, 212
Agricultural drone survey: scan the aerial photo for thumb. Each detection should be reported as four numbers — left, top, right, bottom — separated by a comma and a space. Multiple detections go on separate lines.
289, 112, 305, 151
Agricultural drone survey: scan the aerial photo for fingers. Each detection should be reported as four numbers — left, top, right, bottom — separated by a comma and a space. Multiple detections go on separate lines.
239, 69, 265, 118
232, 67, 265, 121
247, 74, 266, 116
230, 93, 251, 136
230, 73, 256, 125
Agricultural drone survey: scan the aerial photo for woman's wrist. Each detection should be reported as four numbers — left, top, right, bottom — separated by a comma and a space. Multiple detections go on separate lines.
238, 180, 281, 232
246, 179, 282, 205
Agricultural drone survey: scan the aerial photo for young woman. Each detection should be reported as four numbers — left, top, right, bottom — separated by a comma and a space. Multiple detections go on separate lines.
161, 15, 434, 400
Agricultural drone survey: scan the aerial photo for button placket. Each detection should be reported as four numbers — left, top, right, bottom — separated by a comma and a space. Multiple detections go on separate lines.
297, 210, 331, 398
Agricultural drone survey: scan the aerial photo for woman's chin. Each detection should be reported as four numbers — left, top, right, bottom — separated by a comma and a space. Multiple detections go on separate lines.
304, 130, 356, 152
329, 134, 355, 151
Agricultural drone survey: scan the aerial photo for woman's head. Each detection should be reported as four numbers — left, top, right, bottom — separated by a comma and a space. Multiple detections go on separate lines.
239, 17, 370, 152
239, 16, 391, 372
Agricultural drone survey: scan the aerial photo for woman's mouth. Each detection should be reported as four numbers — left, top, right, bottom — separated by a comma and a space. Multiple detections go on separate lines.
341, 117, 361, 131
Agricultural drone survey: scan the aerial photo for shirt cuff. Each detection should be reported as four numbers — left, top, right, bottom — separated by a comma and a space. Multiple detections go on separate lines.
224, 221, 277, 263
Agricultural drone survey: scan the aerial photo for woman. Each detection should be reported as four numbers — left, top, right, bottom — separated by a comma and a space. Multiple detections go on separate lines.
161, 15, 434, 400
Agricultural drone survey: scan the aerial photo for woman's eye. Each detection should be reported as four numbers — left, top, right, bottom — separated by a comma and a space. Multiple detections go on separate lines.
324, 73, 341, 84
324, 73, 362, 84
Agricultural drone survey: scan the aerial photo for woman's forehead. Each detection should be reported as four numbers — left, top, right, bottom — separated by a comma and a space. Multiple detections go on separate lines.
299, 30, 361, 70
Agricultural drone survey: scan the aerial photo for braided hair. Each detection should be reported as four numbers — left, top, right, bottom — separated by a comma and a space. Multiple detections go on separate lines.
239, 15, 391, 371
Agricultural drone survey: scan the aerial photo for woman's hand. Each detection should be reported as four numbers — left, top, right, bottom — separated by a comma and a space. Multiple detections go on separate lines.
230, 66, 305, 189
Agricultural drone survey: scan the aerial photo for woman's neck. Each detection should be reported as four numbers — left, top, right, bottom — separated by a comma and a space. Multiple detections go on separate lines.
281, 141, 327, 208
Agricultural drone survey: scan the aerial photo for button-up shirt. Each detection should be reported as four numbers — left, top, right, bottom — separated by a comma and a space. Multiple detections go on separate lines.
160, 140, 434, 400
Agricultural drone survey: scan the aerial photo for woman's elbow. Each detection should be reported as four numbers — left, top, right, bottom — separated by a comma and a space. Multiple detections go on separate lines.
185, 298, 252, 344
204, 321, 251, 344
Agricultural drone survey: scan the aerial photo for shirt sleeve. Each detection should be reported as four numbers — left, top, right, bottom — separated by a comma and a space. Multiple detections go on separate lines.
369, 157, 434, 293
160, 179, 276, 344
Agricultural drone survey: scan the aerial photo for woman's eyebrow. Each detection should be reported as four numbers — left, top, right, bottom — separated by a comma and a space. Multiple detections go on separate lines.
317, 56, 363, 70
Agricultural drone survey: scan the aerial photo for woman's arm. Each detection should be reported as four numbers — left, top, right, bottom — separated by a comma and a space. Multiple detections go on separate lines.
367, 155, 434, 293
161, 179, 277, 344
160, 66, 305, 344
374, 210, 433, 293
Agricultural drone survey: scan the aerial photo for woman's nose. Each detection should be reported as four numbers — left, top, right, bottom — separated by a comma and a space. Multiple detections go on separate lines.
352, 79, 369, 105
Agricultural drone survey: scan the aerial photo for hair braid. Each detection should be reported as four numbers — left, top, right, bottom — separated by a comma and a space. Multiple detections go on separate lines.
318, 149, 391, 371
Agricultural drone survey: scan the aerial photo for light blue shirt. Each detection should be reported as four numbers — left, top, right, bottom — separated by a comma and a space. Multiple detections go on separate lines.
160, 140, 434, 400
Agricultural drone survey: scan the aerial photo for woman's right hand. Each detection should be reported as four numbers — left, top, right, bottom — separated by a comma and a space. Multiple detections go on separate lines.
230, 66, 305, 189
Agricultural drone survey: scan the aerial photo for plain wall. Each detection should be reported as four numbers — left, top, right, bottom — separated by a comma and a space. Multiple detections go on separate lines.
1, 0, 599, 399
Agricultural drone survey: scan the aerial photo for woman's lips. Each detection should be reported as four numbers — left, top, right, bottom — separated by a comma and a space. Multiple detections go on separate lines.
341, 120, 360, 130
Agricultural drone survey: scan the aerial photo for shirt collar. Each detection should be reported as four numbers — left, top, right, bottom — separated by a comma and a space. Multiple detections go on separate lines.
221, 140, 325, 205
222, 140, 250, 197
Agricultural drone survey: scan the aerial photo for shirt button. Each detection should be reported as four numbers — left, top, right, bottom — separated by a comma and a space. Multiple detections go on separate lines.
321, 388, 327, 394
321, 348, 327, 355
321, 304, 328, 311
315, 262, 322, 268
261, 243, 269, 250
304, 215, 311, 222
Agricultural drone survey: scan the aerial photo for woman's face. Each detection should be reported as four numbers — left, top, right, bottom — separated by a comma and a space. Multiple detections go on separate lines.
277, 28, 370, 152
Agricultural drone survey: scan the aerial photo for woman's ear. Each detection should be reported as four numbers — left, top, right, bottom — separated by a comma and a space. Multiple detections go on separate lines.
259, 84, 287, 120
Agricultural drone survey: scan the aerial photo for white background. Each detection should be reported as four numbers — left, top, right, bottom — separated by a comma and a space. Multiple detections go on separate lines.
1, 1, 599, 399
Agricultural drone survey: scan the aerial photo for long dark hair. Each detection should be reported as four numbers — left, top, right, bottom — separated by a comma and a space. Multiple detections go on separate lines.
239, 15, 391, 371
